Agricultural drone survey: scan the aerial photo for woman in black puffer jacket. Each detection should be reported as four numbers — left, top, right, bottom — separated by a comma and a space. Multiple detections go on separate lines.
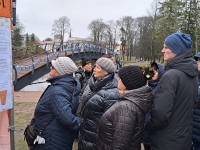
96, 65, 154, 150
78, 57, 120, 150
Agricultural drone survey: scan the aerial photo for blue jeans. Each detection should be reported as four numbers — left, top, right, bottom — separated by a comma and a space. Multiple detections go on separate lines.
193, 141, 200, 150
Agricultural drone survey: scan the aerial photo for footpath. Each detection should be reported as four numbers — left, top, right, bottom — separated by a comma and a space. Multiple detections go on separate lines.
14, 91, 43, 102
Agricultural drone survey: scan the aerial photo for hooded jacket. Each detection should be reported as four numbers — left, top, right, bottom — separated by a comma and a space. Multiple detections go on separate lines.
33, 74, 81, 150
96, 86, 153, 150
142, 63, 165, 145
78, 73, 119, 150
148, 63, 165, 94
192, 73, 200, 142
145, 49, 199, 150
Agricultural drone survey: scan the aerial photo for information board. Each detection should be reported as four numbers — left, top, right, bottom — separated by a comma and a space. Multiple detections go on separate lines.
0, 18, 12, 111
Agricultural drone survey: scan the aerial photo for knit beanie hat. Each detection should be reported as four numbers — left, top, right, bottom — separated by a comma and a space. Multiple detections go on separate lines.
151, 62, 158, 71
96, 57, 115, 73
164, 32, 192, 55
118, 65, 147, 90
51, 57, 77, 75
194, 52, 200, 61
81, 57, 91, 67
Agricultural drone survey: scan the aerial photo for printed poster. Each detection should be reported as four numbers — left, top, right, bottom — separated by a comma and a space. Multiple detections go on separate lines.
0, 18, 12, 111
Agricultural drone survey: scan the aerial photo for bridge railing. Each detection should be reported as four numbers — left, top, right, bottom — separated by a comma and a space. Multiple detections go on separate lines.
13, 41, 122, 70
12, 41, 123, 89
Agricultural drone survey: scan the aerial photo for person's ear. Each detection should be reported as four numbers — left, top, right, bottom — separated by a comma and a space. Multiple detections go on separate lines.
103, 70, 108, 75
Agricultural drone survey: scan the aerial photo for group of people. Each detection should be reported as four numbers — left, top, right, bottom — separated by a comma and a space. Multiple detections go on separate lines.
26, 31, 200, 150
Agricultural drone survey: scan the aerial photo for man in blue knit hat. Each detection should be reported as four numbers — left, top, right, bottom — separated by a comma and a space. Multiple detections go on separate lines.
145, 32, 199, 150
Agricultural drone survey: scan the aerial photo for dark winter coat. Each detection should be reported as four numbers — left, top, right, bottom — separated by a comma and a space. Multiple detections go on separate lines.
96, 86, 153, 150
193, 74, 200, 142
33, 74, 81, 150
142, 63, 165, 145
75, 66, 92, 90
78, 73, 120, 150
145, 49, 199, 150
75, 67, 92, 102
148, 63, 165, 94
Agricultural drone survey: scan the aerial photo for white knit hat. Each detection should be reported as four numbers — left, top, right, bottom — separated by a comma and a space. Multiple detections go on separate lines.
51, 57, 77, 75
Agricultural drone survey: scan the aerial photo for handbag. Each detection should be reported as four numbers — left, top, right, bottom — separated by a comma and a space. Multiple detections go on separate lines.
24, 117, 54, 149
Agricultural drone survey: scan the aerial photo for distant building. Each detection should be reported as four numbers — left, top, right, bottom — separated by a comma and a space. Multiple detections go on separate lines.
21, 34, 30, 46
21, 33, 40, 46
37, 40, 53, 51
54, 34, 62, 43
67, 37, 93, 43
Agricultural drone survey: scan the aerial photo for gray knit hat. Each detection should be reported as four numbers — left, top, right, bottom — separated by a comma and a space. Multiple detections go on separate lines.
96, 57, 115, 73
51, 57, 77, 75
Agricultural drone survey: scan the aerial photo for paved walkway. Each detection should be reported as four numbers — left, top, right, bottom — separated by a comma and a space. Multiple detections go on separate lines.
14, 91, 43, 102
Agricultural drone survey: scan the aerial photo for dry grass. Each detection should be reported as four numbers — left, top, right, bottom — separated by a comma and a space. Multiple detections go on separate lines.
14, 102, 78, 150
14, 102, 145, 150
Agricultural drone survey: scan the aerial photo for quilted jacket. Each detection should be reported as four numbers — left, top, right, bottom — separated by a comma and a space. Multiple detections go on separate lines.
32, 74, 81, 150
96, 85, 153, 150
78, 73, 119, 150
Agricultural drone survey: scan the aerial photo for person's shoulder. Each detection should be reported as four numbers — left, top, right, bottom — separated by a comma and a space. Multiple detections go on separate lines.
166, 69, 183, 75
76, 66, 84, 72
161, 69, 183, 83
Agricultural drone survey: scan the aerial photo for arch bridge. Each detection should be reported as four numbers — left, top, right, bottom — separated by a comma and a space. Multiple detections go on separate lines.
12, 41, 123, 91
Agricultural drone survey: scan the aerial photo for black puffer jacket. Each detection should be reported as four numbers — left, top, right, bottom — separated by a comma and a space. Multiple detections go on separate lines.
96, 86, 153, 150
145, 50, 199, 150
78, 73, 119, 150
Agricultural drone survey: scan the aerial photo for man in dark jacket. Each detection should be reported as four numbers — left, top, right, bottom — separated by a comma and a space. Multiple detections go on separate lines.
192, 52, 200, 150
75, 57, 92, 90
145, 32, 199, 150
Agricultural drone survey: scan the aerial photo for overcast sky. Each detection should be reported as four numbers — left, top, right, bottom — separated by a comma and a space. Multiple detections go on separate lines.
17, 0, 154, 41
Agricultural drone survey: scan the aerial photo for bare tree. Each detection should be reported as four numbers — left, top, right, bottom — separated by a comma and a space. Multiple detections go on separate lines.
118, 16, 135, 61
88, 18, 107, 44
147, 0, 161, 61
104, 20, 121, 50
52, 16, 70, 42
45, 38, 53, 41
